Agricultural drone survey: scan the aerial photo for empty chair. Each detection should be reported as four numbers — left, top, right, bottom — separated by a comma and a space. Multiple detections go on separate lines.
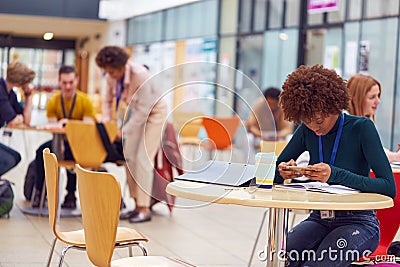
202, 115, 241, 160
75, 165, 194, 267
42, 148, 148, 267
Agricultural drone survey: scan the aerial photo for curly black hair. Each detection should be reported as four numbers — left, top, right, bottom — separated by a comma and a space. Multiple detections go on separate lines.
279, 64, 349, 124
95, 46, 129, 69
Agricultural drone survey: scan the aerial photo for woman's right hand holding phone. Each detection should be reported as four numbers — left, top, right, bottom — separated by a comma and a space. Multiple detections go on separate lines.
278, 159, 303, 180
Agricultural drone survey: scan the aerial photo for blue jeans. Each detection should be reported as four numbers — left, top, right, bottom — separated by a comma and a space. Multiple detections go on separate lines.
0, 142, 21, 176
286, 210, 379, 267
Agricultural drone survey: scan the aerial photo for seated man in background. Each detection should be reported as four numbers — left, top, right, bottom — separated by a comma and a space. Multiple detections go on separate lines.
246, 87, 293, 141
0, 62, 35, 177
32, 65, 95, 209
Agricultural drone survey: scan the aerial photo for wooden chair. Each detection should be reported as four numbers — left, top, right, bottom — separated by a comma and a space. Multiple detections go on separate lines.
202, 115, 241, 160
61, 120, 118, 169
43, 148, 148, 267
75, 165, 195, 267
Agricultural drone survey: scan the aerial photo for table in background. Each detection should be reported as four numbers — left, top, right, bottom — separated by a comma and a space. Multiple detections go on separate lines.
6, 124, 80, 217
167, 181, 393, 267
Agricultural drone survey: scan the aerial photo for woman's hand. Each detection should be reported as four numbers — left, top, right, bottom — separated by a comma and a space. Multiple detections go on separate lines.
303, 162, 331, 183
278, 159, 302, 180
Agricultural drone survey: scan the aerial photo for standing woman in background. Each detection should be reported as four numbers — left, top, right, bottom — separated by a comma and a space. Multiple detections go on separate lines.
0, 62, 35, 177
347, 73, 400, 162
95, 46, 167, 223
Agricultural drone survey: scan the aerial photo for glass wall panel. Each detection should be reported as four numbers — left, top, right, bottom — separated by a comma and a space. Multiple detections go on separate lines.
327, 0, 346, 23
262, 29, 298, 89
343, 22, 360, 80
239, 0, 252, 32
286, 0, 300, 27
305, 27, 342, 76
127, 12, 163, 44
360, 18, 398, 149
308, 13, 323, 25
235, 34, 263, 120
365, 0, 399, 18
348, 0, 362, 20
268, 0, 283, 29
220, 0, 239, 34
254, 0, 267, 32
217, 36, 237, 116
165, 0, 218, 41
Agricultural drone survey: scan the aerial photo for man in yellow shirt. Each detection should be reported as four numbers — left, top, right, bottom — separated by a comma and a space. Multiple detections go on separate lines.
32, 65, 95, 209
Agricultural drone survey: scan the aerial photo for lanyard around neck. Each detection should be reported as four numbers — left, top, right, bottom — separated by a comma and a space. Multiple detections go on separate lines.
318, 112, 344, 166
61, 93, 77, 119
115, 75, 125, 111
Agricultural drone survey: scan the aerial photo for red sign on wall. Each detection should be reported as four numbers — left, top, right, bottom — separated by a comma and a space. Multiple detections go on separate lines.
308, 0, 339, 14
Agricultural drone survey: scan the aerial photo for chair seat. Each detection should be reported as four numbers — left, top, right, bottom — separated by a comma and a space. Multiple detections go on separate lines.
179, 136, 201, 146
57, 227, 148, 247
112, 256, 194, 267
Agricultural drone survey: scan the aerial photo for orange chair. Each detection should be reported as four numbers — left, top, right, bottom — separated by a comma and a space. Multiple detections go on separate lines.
201, 115, 241, 160
202, 115, 240, 150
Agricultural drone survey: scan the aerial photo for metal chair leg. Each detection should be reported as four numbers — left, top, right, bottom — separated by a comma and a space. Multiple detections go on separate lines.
138, 243, 148, 256
248, 209, 269, 267
46, 238, 57, 267
129, 246, 133, 257
58, 245, 73, 267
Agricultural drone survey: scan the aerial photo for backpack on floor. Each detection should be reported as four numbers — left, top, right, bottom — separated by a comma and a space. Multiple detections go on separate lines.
0, 178, 14, 218
24, 160, 36, 201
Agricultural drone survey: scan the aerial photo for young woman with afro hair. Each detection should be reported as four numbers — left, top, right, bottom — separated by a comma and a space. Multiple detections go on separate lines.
275, 64, 395, 266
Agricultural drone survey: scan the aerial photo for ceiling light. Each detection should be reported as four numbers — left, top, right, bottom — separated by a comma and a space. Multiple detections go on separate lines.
43, 32, 54, 41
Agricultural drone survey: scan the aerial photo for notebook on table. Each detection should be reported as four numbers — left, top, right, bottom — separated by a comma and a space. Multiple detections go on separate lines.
175, 160, 256, 187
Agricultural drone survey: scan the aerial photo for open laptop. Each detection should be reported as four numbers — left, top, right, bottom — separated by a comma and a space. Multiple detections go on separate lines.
175, 160, 256, 187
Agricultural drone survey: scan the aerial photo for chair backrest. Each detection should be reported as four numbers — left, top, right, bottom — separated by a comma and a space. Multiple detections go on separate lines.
42, 148, 61, 240
179, 118, 203, 138
202, 115, 241, 149
260, 141, 288, 156
76, 164, 121, 267
371, 171, 400, 256
65, 120, 118, 168
172, 111, 204, 133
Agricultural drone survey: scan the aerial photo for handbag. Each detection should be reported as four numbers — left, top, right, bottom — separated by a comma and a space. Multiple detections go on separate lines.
95, 122, 125, 162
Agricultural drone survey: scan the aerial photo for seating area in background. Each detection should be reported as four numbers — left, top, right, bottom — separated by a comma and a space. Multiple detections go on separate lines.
42, 148, 148, 267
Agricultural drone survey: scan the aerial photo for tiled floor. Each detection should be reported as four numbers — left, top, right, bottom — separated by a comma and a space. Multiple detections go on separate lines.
0, 113, 399, 266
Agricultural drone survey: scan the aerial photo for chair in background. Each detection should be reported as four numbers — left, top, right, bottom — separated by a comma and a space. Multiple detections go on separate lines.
76, 164, 195, 267
260, 140, 288, 156
43, 148, 148, 267
62, 120, 118, 169
173, 111, 204, 169
202, 115, 241, 161
356, 171, 400, 264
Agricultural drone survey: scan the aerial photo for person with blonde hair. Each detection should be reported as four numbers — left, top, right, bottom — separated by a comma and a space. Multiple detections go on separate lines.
347, 73, 400, 162
0, 61, 35, 176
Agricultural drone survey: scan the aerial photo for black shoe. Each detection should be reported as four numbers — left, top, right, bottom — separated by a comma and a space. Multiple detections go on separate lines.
31, 190, 42, 208
129, 212, 152, 223
61, 193, 76, 209
119, 210, 137, 220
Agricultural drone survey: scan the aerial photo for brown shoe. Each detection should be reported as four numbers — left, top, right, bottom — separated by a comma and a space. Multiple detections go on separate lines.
61, 193, 76, 209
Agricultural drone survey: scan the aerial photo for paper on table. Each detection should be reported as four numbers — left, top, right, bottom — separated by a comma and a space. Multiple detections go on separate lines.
275, 182, 360, 194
